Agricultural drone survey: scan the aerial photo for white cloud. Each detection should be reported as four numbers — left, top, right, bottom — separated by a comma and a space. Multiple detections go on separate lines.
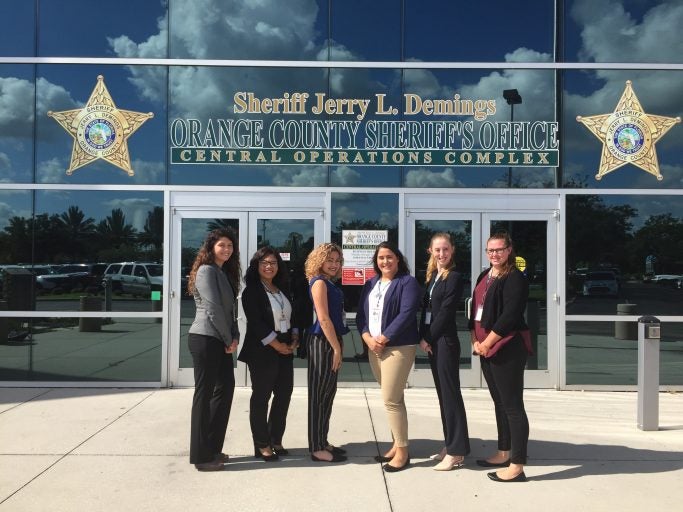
571, 0, 683, 64
0, 201, 31, 230
330, 166, 361, 186
404, 168, 464, 188
129, 159, 166, 184
37, 157, 69, 184
269, 166, 326, 186
103, 197, 157, 231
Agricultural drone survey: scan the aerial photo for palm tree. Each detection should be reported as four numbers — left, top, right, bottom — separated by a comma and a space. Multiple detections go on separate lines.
58, 206, 95, 261
138, 206, 164, 250
97, 208, 137, 248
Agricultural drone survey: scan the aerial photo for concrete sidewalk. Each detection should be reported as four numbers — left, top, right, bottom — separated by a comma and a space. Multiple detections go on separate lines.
1, 387, 682, 511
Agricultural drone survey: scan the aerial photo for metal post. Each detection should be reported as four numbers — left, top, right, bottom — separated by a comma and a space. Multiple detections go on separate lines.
637, 315, 660, 431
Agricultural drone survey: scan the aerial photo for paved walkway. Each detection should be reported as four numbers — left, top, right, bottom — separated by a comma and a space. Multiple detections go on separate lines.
1, 387, 682, 511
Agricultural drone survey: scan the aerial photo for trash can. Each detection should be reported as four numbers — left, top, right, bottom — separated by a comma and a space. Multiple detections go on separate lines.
615, 303, 637, 340
79, 295, 103, 332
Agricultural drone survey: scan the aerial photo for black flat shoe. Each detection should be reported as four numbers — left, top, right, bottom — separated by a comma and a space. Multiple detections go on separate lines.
195, 460, 224, 471
254, 447, 279, 462
487, 471, 527, 482
329, 446, 346, 455
383, 458, 410, 473
476, 458, 510, 467
311, 452, 347, 463
272, 445, 289, 456
374, 455, 392, 463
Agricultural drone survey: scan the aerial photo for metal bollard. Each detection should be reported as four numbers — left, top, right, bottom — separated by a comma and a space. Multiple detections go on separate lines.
637, 315, 660, 431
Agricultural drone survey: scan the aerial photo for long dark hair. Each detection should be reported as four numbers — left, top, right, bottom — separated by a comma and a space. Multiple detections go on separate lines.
244, 246, 289, 291
188, 227, 241, 295
372, 241, 410, 275
487, 231, 516, 278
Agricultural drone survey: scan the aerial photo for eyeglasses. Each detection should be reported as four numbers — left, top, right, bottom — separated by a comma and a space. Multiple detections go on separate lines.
259, 259, 278, 267
486, 247, 509, 255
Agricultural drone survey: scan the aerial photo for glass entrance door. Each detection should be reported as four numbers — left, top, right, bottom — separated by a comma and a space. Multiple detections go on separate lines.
406, 210, 557, 388
169, 208, 323, 387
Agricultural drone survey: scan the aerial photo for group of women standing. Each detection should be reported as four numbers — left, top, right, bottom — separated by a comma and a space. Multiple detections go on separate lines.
186, 228, 532, 483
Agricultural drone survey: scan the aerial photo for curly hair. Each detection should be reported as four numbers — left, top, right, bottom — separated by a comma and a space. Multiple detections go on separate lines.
372, 241, 410, 275
425, 232, 455, 283
487, 231, 516, 278
305, 242, 343, 281
244, 246, 289, 291
187, 227, 241, 295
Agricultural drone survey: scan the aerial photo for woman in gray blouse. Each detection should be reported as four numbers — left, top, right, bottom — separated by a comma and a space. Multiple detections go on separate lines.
187, 228, 241, 471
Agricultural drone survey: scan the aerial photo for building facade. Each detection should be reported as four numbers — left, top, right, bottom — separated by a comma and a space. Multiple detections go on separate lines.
1, 0, 682, 390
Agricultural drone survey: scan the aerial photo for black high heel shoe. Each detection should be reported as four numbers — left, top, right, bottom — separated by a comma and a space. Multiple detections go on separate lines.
254, 446, 279, 462
272, 445, 290, 456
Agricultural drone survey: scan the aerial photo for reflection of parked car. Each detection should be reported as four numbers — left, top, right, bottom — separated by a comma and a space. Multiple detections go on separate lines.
35, 263, 107, 293
583, 271, 619, 297
102, 262, 163, 296
650, 274, 682, 288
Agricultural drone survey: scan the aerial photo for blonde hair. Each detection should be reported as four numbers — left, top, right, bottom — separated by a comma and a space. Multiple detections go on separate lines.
305, 242, 343, 281
425, 232, 455, 283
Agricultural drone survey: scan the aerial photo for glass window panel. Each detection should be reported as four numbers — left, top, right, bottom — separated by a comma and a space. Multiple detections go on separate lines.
25, 190, 164, 312
36, 65, 167, 185
566, 194, 683, 316
331, 192, 398, 314
566, 321, 637, 385
564, 0, 683, 64
0, 191, 33, 290
402, 68, 557, 189
412, 220, 473, 373
330, 0, 400, 61
0, 316, 161, 381
405, 0, 553, 62
38, 0, 167, 58
169, 0, 328, 60
0, 65, 35, 183
490, 219, 548, 371
178, 218, 240, 370
327, 68, 403, 187
169, 66, 328, 186
563, 69, 683, 189
0, 1, 35, 56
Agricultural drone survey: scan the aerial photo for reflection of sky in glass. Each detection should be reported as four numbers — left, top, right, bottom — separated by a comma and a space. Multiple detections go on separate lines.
331, 193, 398, 232
35, 191, 163, 232
0, 0, 681, 191
0, 190, 31, 230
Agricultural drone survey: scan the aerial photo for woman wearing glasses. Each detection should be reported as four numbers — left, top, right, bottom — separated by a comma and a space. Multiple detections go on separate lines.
238, 246, 299, 461
469, 232, 532, 483
356, 242, 421, 472
418, 233, 470, 471
305, 242, 349, 463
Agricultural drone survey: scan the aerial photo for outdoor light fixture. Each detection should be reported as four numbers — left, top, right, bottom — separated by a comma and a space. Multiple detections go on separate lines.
503, 89, 522, 188
503, 88, 522, 105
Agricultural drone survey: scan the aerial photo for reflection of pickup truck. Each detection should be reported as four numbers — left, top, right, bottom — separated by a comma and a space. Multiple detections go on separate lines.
650, 274, 682, 288
102, 262, 163, 297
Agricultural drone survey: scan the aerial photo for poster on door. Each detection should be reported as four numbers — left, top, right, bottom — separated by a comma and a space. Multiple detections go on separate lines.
341, 229, 387, 285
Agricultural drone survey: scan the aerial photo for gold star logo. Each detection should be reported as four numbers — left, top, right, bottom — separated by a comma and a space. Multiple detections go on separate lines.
48, 75, 153, 176
577, 80, 680, 181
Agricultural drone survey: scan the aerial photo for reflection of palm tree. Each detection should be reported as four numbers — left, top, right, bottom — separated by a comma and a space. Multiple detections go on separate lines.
97, 208, 137, 247
59, 206, 95, 259
207, 219, 239, 232
139, 206, 163, 250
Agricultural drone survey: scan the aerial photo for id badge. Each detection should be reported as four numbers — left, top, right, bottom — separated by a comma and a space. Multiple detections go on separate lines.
371, 309, 381, 323
424, 311, 432, 324
475, 305, 483, 321
280, 319, 288, 333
